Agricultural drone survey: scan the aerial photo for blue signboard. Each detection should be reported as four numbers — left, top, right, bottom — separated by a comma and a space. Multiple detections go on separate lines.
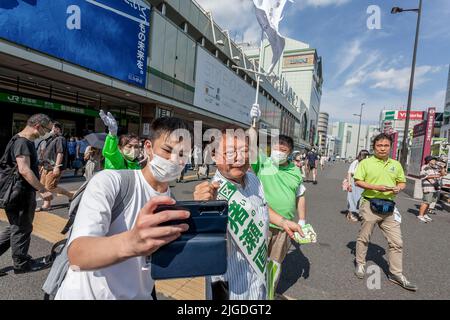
0, 0, 151, 88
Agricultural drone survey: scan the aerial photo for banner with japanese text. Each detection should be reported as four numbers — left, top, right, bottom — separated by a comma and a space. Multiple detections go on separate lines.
0, 0, 150, 87
216, 180, 268, 284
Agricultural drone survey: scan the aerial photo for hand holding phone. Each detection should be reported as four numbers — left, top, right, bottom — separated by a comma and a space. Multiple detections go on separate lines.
125, 196, 190, 258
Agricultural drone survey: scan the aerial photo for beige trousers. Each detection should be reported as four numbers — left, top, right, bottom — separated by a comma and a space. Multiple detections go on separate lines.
356, 199, 403, 277
268, 227, 292, 289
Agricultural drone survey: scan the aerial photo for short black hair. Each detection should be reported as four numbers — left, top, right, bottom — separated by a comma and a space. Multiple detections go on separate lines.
148, 117, 190, 143
278, 135, 294, 152
372, 133, 392, 148
119, 133, 140, 148
27, 113, 51, 127
53, 122, 62, 131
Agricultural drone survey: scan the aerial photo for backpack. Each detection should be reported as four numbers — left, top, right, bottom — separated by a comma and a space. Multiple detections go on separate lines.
0, 135, 23, 209
42, 170, 137, 299
36, 135, 55, 166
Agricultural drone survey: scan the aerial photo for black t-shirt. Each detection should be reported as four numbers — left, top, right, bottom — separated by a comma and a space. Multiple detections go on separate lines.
42, 135, 68, 170
10, 135, 40, 191
307, 152, 318, 165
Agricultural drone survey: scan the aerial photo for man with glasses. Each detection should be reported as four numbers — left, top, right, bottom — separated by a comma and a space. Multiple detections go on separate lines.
0, 114, 54, 275
194, 124, 304, 300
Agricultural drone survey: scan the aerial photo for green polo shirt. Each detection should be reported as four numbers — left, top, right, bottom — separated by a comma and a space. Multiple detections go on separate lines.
353, 156, 406, 200
252, 153, 303, 230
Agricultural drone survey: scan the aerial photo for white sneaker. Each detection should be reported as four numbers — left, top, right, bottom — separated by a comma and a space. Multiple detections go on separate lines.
417, 216, 428, 223
423, 214, 433, 222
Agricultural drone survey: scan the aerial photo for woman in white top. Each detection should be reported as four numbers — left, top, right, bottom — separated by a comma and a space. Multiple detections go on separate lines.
346, 150, 370, 222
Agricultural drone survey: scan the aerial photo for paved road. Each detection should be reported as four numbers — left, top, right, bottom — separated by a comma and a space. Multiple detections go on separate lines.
277, 163, 450, 300
1, 163, 449, 299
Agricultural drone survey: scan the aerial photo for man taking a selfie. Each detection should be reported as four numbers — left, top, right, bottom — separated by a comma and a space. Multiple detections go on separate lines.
55, 117, 191, 300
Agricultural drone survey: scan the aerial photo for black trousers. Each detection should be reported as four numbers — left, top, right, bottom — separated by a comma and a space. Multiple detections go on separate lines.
0, 190, 36, 268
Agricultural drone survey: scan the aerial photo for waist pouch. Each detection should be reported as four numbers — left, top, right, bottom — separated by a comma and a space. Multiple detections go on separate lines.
365, 197, 395, 215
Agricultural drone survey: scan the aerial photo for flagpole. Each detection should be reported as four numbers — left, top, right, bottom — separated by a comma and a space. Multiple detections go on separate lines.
253, 29, 265, 128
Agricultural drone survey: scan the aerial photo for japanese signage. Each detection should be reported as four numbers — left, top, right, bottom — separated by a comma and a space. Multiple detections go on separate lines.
0, 0, 150, 88
383, 110, 424, 121
216, 179, 268, 284
397, 111, 424, 120
0, 92, 98, 117
384, 111, 396, 120
408, 108, 436, 176
283, 54, 315, 68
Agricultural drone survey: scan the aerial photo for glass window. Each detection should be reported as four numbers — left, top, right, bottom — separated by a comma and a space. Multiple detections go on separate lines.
149, 12, 166, 73
163, 22, 177, 77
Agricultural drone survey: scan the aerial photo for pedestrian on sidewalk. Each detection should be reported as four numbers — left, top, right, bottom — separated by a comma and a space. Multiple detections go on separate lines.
37, 122, 74, 212
75, 136, 89, 176
428, 157, 447, 215
306, 148, 319, 184
346, 150, 370, 222
193, 108, 303, 300
293, 153, 306, 178
248, 114, 307, 298
83, 145, 103, 182
0, 114, 53, 274
417, 156, 445, 223
353, 133, 417, 291
99, 110, 141, 170
67, 137, 77, 170
320, 154, 326, 171
55, 117, 191, 300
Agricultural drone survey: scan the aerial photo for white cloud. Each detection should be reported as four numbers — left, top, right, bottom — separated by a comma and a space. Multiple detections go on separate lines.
369, 66, 444, 91
195, 0, 258, 43
303, 0, 351, 7
334, 39, 363, 79
195, 0, 351, 44
344, 51, 381, 87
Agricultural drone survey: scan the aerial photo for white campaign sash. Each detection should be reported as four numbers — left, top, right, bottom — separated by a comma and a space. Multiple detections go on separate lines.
215, 178, 268, 285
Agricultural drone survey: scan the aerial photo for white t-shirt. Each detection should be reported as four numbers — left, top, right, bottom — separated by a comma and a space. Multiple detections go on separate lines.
55, 170, 170, 300
348, 160, 360, 184
348, 160, 359, 175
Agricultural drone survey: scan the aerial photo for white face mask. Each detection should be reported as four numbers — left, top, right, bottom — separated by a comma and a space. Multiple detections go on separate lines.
149, 153, 185, 182
271, 150, 289, 165
123, 148, 140, 161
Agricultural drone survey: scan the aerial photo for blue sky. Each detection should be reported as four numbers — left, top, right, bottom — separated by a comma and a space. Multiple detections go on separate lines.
196, 0, 450, 125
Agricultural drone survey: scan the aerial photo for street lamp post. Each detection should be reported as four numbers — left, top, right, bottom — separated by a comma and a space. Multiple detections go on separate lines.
392, 0, 423, 169
354, 103, 365, 157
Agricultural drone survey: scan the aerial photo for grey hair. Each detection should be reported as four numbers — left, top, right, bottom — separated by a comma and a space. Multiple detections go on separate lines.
27, 114, 52, 127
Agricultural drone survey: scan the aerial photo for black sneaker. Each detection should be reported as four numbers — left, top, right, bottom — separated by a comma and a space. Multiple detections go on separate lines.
0, 271, 7, 277
313, 181, 318, 185
13, 258, 52, 274
388, 274, 418, 292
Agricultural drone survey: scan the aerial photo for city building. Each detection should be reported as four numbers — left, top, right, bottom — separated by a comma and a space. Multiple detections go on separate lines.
325, 135, 341, 158
365, 125, 380, 153
379, 109, 426, 158
440, 66, 450, 141
317, 112, 329, 152
329, 121, 379, 159
0, 0, 310, 151
243, 38, 323, 146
